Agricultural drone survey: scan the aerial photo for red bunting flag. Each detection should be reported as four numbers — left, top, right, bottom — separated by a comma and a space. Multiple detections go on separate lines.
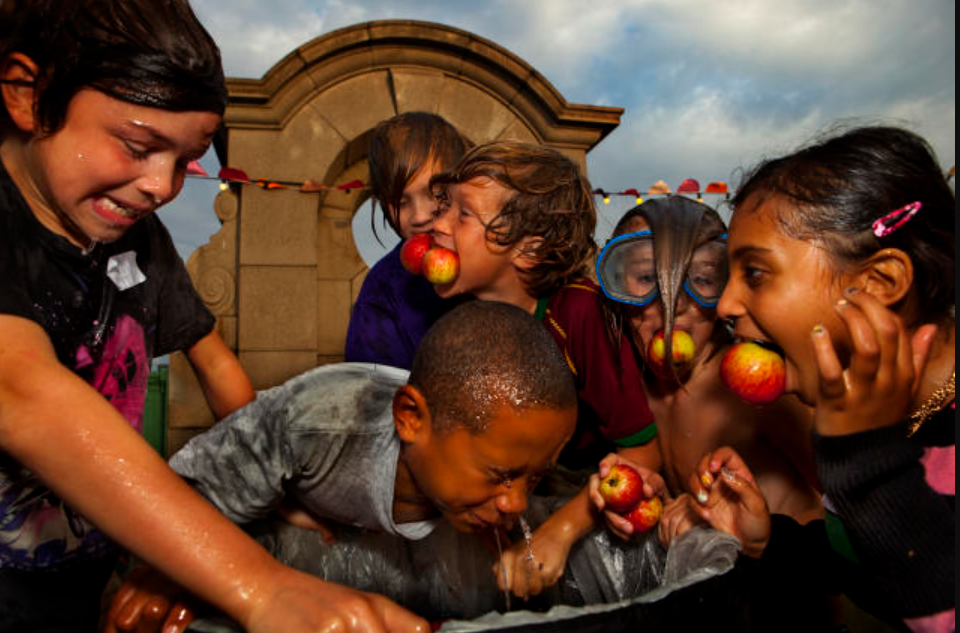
336, 179, 366, 193
676, 178, 700, 193
218, 166, 250, 182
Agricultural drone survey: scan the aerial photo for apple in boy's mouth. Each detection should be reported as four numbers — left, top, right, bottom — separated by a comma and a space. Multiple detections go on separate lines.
399, 233, 434, 275
719, 340, 786, 405
646, 329, 696, 375
421, 247, 460, 285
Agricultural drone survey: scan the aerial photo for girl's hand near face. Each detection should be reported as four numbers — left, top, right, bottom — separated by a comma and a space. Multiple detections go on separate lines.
688, 447, 771, 558
588, 453, 668, 541
811, 287, 939, 436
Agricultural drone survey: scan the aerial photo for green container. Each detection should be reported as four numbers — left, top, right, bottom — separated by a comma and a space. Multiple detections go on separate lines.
143, 365, 168, 455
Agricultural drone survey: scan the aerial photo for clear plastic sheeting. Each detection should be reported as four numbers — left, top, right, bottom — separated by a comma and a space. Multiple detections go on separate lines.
186, 498, 741, 633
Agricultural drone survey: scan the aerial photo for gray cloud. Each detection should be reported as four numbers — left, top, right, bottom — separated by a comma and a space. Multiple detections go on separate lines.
173, 0, 954, 259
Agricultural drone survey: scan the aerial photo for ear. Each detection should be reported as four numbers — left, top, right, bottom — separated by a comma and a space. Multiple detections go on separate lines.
856, 248, 914, 306
1, 52, 40, 133
512, 235, 544, 272
393, 385, 432, 444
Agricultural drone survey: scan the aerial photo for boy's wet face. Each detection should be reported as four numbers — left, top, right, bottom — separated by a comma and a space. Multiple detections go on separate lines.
717, 194, 855, 405
430, 176, 518, 300
407, 402, 575, 534
19, 88, 219, 248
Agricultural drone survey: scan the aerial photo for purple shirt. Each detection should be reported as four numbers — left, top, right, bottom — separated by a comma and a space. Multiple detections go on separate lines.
345, 243, 454, 370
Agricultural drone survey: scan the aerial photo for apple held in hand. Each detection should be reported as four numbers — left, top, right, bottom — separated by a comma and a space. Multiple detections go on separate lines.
422, 247, 460, 285
598, 464, 645, 514
624, 495, 663, 534
646, 329, 696, 374
400, 233, 434, 275
720, 340, 786, 406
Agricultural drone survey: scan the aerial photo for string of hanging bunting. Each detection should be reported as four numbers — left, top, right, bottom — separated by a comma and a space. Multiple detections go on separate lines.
187, 162, 955, 202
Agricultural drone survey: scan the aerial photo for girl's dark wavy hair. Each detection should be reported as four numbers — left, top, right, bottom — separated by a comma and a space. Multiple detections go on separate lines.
599, 197, 731, 377
430, 141, 597, 298
734, 125, 955, 326
367, 111, 470, 241
1, 0, 227, 135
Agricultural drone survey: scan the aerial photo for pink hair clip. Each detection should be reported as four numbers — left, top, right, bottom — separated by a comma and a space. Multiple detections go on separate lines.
872, 201, 922, 238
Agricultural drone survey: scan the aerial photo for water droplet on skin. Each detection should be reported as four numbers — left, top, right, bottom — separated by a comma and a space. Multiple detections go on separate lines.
80, 239, 99, 256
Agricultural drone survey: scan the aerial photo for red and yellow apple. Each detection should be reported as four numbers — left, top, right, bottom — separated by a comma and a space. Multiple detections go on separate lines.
624, 495, 663, 534
399, 233, 434, 275
598, 464, 645, 514
719, 340, 786, 406
422, 247, 460, 285
646, 329, 696, 374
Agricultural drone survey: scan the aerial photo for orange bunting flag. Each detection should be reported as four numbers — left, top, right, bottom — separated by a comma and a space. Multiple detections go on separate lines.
255, 178, 287, 190
300, 179, 326, 192
218, 166, 250, 182
676, 178, 700, 193
705, 181, 728, 194
647, 180, 671, 195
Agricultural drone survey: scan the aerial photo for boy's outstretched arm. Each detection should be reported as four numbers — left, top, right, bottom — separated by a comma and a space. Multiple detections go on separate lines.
0, 315, 427, 633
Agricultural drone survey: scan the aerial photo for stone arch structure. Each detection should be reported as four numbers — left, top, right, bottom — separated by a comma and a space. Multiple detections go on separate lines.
166, 20, 622, 453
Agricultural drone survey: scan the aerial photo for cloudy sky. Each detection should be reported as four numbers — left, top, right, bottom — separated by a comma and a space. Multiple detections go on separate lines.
166, 0, 956, 263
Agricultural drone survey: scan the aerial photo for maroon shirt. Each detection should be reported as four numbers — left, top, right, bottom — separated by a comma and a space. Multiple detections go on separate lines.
540, 280, 656, 469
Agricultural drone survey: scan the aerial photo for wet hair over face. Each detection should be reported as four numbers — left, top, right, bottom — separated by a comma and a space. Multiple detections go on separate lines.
409, 300, 577, 434
367, 112, 470, 237
734, 125, 955, 324
431, 141, 597, 298
603, 196, 729, 373
1, 0, 227, 135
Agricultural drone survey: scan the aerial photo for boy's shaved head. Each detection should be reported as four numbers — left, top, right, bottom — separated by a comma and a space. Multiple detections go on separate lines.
409, 300, 576, 433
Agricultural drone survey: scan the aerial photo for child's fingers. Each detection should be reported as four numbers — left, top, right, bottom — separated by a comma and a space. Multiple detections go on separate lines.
810, 323, 845, 400
604, 510, 635, 540
833, 295, 883, 385
717, 467, 766, 516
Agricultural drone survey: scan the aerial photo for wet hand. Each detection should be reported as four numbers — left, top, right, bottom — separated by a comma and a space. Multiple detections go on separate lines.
689, 447, 770, 558
243, 567, 429, 633
657, 494, 706, 549
811, 287, 938, 435
492, 518, 571, 600
104, 564, 196, 633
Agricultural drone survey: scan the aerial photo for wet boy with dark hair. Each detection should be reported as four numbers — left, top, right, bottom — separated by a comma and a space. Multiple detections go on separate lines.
429, 141, 663, 600
123, 300, 578, 627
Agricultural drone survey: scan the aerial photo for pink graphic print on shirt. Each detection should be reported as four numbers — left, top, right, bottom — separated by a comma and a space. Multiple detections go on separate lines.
74, 314, 149, 432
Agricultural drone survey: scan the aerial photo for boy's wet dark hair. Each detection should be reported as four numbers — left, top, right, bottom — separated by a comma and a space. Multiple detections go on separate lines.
368, 112, 470, 237
409, 300, 576, 433
0, 0, 227, 135
734, 125, 955, 325
431, 141, 597, 298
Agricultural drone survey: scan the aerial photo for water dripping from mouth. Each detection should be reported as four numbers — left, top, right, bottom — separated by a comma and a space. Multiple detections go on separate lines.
493, 527, 511, 612
519, 515, 534, 601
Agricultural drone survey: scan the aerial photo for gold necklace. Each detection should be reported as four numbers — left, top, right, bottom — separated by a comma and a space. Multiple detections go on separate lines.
906, 370, 955, 437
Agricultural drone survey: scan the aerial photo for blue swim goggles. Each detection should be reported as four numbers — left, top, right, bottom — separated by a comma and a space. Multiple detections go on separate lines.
597, 230, 728, 308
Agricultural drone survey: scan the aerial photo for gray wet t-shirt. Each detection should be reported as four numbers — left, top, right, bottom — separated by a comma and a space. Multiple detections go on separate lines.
169, 363, 438, 540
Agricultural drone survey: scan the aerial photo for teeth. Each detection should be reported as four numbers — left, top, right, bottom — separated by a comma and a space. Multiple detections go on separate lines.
100, 197, 138, 218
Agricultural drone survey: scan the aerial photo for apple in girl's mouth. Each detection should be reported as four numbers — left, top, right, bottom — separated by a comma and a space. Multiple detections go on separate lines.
646, 329, 696, 375
719, 340, 786, 405
399, 233, 434, 275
